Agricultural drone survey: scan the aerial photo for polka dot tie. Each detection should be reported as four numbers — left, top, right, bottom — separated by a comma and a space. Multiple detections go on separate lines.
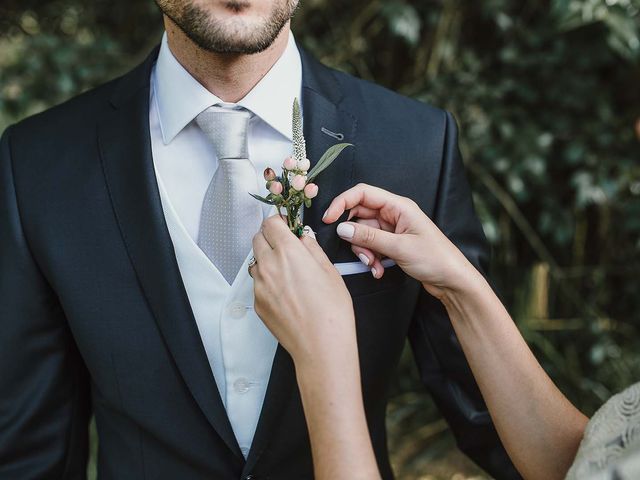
195, 106, 262, 285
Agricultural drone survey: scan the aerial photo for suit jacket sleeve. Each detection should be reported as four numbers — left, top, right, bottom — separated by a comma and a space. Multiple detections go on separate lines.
407, 112, 521, 479
0, 126, 91, 479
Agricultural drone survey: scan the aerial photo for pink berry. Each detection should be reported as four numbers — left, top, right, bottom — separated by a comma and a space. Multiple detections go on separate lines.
283, 156, 297, 170
297, 158, 311, 171
304, 183, 319, 199
291, 175, 307, 191
269, 181, 283, 195
263, 167, 276, 181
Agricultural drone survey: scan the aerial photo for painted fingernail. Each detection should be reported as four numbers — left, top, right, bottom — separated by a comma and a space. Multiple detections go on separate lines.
357, 253, 370, 266
302, 225, 316, 239
371, 267, 378, 278
322, 209, 328, 220
336, 222, 355, 239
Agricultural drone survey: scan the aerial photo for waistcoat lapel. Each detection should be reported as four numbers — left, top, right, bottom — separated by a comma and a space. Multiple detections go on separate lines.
242, 45, 358, 477
97, 48, 243, 462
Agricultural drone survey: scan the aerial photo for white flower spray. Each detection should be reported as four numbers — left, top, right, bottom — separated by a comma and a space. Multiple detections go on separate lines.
250, 97, 352, 237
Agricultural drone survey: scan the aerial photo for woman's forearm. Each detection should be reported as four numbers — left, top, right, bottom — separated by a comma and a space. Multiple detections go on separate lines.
294, 349, 381, 480
437, 271, 588, 480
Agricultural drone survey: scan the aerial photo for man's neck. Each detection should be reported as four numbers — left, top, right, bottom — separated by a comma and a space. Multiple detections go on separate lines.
163, 16, 291, 103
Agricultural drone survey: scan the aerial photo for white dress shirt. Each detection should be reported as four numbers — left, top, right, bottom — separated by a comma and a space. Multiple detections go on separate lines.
151, 31, 302, 238
149, 31, 302, 458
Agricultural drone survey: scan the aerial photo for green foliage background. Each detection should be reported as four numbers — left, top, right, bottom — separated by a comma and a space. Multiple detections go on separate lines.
2, 1, 639, 478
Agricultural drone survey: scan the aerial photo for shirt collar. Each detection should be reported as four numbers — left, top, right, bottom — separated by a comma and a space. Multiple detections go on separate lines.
153, 30, 302, 144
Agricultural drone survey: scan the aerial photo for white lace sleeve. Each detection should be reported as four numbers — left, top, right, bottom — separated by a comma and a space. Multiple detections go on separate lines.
564, 382, 640, 480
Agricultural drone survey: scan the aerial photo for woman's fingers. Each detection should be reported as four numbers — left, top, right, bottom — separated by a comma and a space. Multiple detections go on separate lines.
252, 230, 272, 260
336, 220, 400, 259
351, 245, 385, 279
299, 227, 337, 273
346, 207, 394, 232
348, 218, 386, 278
351, 245, 375, 266
261, 214, 297, 251
350, 245, 385, 278
347, 205, 379, 221
254, 215, 301, 282
251, 230, 273, 278
323, 183, 403, 224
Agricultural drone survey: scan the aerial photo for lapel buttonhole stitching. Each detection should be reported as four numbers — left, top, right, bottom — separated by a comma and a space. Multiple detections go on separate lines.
320, 126, 344, 141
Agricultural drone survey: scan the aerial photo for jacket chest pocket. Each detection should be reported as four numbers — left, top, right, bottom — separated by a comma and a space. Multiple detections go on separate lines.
341, 262, 410, 297
350, 278, 421, 396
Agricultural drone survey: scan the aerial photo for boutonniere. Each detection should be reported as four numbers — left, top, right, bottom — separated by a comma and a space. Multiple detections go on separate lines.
250, 97, 352, 237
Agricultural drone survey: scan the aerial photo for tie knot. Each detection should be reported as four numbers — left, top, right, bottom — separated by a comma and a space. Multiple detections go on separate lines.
195, 106, 251, 160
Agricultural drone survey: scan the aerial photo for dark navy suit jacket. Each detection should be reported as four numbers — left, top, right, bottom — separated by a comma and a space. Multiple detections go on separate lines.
0, 45, 521, 479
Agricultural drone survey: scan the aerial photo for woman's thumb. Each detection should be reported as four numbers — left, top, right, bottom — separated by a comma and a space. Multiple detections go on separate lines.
336, 222, 398, 258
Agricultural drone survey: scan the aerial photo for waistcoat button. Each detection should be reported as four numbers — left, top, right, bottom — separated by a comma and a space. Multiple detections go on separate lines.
228, 301, 246, 319
233, 377, 251, 394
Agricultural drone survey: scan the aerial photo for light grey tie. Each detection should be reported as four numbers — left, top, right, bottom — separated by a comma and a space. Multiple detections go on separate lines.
195, 106, 262, 284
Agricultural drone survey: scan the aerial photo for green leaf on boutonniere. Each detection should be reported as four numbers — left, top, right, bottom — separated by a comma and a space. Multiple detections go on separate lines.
249, 192, 276, 205
307, 143, 353, 182
249, 98, 353, 236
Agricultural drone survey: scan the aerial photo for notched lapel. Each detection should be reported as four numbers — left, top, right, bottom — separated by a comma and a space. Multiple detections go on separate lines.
303, 93, 357, 261
97, 54, 243, 462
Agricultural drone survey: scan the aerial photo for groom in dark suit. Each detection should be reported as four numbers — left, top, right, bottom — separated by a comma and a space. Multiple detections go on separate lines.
0, 1, 520, 479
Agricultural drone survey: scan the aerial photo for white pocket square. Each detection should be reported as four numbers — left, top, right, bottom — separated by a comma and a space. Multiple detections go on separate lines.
333, 258, 397, 276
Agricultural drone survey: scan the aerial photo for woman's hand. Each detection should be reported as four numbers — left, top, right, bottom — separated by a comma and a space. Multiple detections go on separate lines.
322, 183, 482, 299
251, 215, 356, 369
251, 215, 381, 480
323, 184, 588, 480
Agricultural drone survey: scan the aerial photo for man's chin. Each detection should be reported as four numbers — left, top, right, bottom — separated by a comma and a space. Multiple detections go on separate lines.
193, 27, 284, 54
160, 0, 295, 55
192, 16, 289, 54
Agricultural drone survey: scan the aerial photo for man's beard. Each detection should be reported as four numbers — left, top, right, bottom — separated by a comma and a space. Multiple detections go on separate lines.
157, 1, 299, 54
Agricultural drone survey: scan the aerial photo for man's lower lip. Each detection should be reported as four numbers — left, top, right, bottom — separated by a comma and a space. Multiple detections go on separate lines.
223, 1, 251, 12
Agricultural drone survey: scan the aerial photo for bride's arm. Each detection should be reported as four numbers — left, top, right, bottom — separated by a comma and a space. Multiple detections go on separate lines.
323, 184, 588, 480
439, 268, 587, 480
251, 216, 381, 480
294, 350, 380, 480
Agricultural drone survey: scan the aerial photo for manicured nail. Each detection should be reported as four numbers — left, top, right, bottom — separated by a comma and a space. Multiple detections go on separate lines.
302, 225, 316, 239
322, 209, 328, 220
371, 267, 378, 278
357, 253, 369, 266
336, 222, 355, 239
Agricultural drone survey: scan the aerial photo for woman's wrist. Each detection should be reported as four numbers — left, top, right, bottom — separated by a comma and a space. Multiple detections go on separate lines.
428, 266, 492, 319
287, 310, 358, 373
419, 249, 488, 301
293, 340, 360, 384
294, 347, 381, 480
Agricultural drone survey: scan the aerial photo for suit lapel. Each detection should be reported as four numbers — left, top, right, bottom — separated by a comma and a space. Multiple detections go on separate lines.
97, 49, 243, 462
242, 46, 358, 476
303, 90, 357, 258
